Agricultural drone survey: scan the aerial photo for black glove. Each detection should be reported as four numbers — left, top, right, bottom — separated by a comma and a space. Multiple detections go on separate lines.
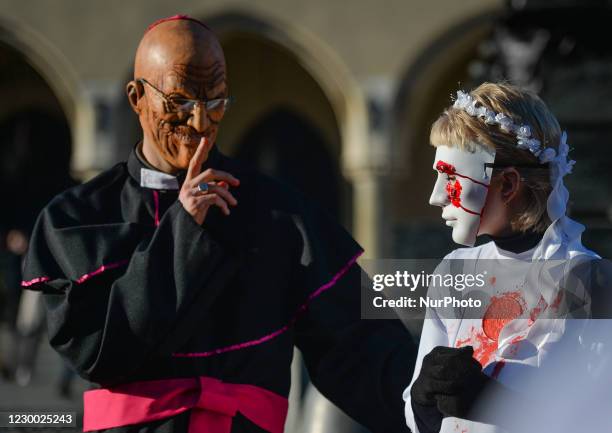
432, 346, 521, 429
411, 346, 467, 406
413, 345, 522, 428
410, 346, 473, 433
430, 346, 490, 419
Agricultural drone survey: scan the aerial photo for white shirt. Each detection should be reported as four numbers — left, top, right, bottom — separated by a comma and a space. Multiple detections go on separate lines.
403, 239, 599, 433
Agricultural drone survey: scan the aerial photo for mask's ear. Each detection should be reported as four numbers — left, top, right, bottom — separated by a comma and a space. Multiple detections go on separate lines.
126, 80, 144, 114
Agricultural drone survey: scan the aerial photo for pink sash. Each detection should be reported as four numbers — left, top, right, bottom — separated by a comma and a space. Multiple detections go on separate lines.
83, 376, 288, 433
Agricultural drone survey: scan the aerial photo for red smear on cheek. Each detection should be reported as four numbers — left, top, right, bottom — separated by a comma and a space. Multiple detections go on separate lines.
446, 179, 463, 207
437, 160, 484, 216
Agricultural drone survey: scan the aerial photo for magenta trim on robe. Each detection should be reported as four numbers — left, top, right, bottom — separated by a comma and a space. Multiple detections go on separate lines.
76, 260, 130, 284
172, 250, 364, 358
153, 190, 160, 226
21, 276, 51, 287
21, 259, 130, 288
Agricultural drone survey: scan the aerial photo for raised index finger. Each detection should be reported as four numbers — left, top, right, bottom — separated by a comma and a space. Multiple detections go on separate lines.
185, 137, 209, 182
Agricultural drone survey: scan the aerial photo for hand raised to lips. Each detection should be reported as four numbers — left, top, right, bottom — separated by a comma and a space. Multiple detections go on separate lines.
178, 137, 240, 225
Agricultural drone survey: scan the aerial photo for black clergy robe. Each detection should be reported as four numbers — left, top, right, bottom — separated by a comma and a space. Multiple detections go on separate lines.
21, 144, 415, 433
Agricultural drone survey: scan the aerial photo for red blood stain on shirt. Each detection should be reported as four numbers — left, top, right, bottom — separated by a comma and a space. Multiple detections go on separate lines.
529, 295, 548, 325
482, 292, 525, 341
457, 292, 528, 367
456, 326, 499, 367
489, 276, 497, 285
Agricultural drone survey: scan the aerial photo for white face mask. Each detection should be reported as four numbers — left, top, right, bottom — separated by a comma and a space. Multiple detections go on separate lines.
429, 146, 495, 246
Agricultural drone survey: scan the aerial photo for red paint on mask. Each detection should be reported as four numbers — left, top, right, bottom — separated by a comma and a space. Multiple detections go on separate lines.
436, 160, 456, 175
444, 175, 481, 216
446, 178, 463, 207
436, 160, 486, 216
436, 160, 490, 187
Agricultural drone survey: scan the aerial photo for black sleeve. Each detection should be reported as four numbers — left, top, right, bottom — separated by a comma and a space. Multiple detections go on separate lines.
295, 263, 417, 433
22, 200, 239, 385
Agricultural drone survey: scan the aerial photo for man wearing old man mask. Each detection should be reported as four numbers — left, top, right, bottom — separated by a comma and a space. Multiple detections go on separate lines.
21, 15, 415, 433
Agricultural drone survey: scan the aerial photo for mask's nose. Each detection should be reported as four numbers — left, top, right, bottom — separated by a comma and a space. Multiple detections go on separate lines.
429, 175, 449, 207
188, 103, 209, 133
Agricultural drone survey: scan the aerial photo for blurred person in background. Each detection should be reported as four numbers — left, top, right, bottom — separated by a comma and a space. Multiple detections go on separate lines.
0, 109, 74, 387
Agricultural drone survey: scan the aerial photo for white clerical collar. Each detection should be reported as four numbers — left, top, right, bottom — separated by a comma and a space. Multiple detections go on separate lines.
140, 168, 180, 190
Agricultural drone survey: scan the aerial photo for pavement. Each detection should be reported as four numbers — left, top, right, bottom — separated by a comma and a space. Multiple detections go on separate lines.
0, 326, 87, 432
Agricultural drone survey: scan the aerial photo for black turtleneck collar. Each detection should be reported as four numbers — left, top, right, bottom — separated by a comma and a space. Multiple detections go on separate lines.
487, 230, 544, 254
127, 141, 221, 189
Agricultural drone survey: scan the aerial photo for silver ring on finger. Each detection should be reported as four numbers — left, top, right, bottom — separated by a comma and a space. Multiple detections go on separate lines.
197, 183, 209, 193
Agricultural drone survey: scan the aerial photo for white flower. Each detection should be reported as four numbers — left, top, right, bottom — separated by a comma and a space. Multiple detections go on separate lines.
466, 100, 478, 116
453, 91, 471, 109
484, 109, 496, 124
495, 113, 514, 132
517, 125, 531, 138
539, 147, 556, 163
517, 138, 541, 156
527, 138, 541, 154
449, 91, 577, 185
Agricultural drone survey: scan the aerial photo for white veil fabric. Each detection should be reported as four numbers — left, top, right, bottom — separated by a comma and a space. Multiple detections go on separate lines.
532, 131, 598, 262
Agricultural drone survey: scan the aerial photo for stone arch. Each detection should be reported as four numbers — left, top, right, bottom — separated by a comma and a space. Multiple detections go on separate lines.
204, 9, 368, 172
0, 17, 95, 176
0, 19, 77, 227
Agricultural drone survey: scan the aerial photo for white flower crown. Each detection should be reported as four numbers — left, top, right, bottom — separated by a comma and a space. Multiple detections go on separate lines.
452, 90, 573, 174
